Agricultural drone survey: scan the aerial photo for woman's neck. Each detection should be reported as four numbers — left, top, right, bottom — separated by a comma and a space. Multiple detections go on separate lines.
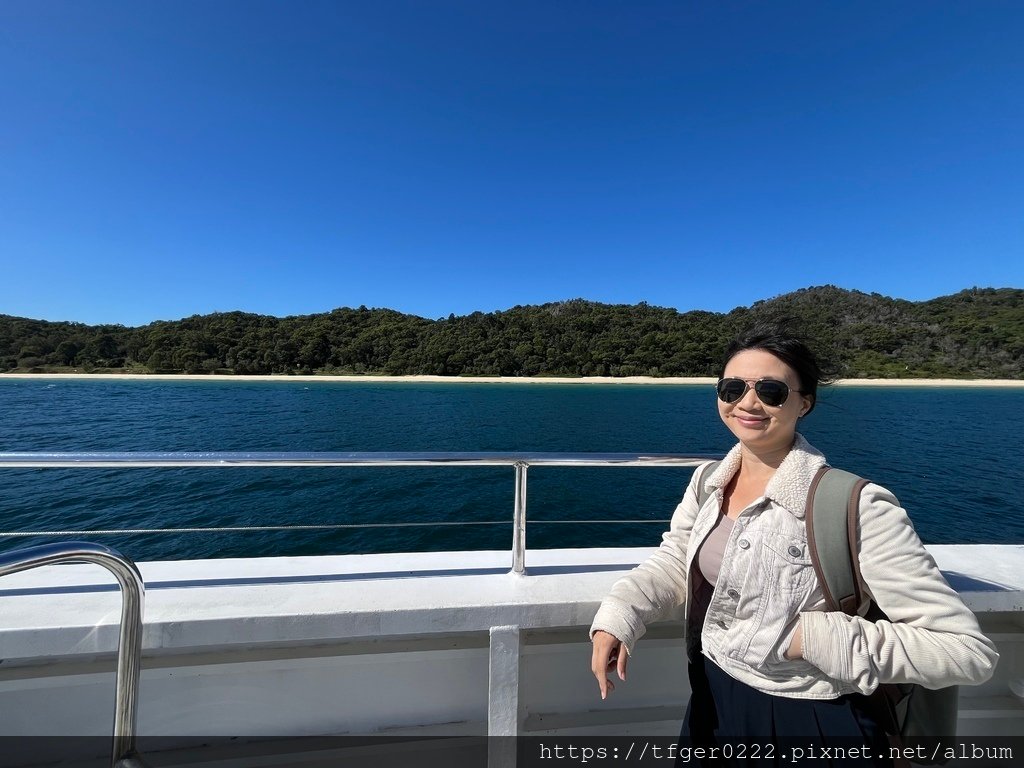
737, 439, 794, 481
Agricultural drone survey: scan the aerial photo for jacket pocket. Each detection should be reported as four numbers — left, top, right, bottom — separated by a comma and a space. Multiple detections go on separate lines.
762, 532, 814, 594
738, 533, 816, 667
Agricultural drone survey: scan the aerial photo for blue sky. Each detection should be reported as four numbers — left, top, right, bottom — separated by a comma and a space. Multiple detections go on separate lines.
2, 1, 1022, 326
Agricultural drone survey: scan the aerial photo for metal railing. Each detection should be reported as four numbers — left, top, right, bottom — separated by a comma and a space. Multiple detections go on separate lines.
0, 451, 718, 573
0, 541, 147, 768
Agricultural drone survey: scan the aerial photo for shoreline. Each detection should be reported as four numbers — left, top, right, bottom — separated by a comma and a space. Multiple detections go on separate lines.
2, 373, 1023, 387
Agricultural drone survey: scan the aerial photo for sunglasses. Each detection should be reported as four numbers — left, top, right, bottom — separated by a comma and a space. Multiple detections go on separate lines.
716, 377, 799, 407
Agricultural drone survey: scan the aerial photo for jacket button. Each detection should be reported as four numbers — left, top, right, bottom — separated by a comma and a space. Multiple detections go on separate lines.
738, 539, 750, 549
788, 545, 802, 558
726, 588, 740, 600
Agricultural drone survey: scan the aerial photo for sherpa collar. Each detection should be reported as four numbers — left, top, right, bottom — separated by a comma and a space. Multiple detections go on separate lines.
703, 433, 827, 518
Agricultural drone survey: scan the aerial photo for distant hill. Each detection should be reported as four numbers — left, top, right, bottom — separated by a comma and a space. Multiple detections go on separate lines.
2, 286, 1022, 378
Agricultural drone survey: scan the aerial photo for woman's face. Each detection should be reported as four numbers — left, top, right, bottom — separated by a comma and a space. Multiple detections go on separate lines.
718, 349, 813, 455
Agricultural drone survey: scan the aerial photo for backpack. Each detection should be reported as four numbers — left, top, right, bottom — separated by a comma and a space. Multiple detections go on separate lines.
696, 462, 957, 765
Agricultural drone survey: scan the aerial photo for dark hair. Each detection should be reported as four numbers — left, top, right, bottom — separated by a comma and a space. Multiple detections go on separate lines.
721, 322, 829, 415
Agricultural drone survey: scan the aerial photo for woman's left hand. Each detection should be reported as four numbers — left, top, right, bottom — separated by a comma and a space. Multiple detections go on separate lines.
784, 620, 804, 659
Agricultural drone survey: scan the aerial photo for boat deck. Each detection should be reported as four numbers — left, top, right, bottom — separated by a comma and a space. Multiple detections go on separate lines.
1, 545, 1022, 766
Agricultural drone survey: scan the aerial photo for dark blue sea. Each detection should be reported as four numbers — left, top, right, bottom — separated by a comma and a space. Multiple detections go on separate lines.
0, 378, 1021, 562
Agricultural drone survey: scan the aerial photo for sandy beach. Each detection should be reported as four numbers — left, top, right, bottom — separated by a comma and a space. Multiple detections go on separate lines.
3, 373, 1023, 387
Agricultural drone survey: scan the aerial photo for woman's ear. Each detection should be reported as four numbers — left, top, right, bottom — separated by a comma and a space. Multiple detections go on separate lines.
799, 394, 814, 417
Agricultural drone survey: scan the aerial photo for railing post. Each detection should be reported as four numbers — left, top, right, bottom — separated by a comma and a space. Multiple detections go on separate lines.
512, 461, 528, 574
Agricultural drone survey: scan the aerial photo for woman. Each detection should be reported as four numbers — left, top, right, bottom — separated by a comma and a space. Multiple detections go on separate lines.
590, 326, 998, 763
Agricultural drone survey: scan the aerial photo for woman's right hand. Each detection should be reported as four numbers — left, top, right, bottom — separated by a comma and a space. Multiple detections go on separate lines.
591, 630, 628, 700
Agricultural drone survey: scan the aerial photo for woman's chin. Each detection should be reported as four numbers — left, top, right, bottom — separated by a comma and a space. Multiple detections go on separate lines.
732, 426, 795, 453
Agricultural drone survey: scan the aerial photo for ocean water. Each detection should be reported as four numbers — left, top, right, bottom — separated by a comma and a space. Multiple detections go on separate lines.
0, 378, 1021, 562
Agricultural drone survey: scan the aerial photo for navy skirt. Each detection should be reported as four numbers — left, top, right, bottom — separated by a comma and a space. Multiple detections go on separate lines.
679, 653, 894, 767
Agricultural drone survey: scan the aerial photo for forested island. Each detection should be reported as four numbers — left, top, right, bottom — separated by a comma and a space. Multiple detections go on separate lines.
2, 286, 1022, 379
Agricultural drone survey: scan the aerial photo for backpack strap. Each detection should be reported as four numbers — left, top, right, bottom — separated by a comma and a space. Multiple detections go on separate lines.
805, 468, 953, 760
805, 467, 870, 616
695, 460, 722, 509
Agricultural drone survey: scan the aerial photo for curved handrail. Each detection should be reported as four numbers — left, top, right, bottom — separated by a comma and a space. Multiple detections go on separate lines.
0, 541, 146, 768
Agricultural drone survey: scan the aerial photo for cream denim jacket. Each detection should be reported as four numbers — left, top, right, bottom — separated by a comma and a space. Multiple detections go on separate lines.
590, 434, 998, 699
